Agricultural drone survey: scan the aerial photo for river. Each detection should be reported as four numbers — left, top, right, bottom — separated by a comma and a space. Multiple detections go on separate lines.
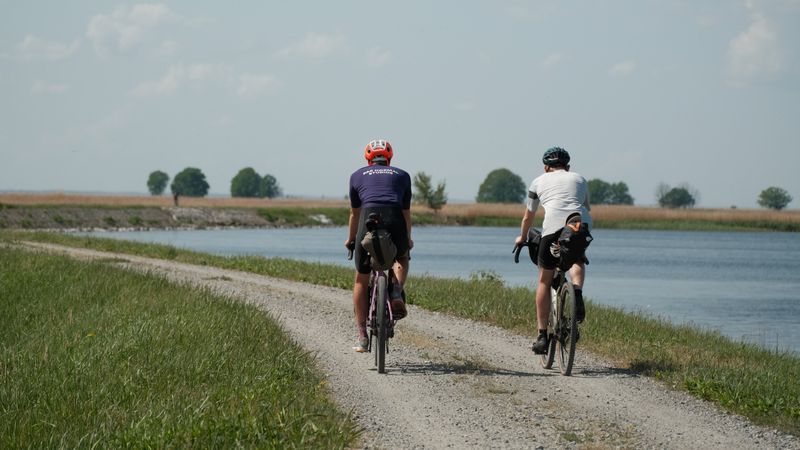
83, 227, 800, 354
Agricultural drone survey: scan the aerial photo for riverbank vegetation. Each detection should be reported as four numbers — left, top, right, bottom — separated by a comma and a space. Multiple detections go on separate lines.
0, 243, 359, 448
3, 229, 798, 435
2, 193, 800, 231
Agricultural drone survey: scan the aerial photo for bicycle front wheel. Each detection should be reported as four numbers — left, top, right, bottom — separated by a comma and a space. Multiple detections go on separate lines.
376, 276, 388, 374
555, 280, 578, 376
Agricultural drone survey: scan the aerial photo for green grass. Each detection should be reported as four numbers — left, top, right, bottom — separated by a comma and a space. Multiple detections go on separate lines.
0, 244, 359, 448
3, 229, 799, 435
257, 208, 351, 226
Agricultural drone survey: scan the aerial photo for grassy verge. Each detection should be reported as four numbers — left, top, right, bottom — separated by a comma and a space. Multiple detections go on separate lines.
0, 243, 359, 448
3, 230, 798, 435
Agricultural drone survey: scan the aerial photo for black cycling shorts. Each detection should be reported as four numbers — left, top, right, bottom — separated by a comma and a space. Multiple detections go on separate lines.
538, 232, 560, 270
354, 206, 409, 274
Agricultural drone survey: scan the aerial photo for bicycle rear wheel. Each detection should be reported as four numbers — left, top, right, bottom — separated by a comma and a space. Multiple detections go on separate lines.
376, 276, 388, 374
555, 280, 578, 376
539, 287, 557, 369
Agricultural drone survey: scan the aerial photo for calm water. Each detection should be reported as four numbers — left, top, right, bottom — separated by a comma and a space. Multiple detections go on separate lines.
83, 227, 800, 354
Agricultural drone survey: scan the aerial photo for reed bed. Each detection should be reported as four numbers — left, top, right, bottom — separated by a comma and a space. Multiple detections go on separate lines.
2, 193, 798, 231
0, 192, 348, 209
437, 203, 800, 225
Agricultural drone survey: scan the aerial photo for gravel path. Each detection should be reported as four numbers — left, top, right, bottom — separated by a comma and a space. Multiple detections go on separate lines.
19, 242, 799, 449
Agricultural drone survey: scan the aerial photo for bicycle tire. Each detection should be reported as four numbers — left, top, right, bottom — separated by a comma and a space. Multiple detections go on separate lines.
555, 280, 578, 376
539, 287, 557, 369
376, 275, 388, 374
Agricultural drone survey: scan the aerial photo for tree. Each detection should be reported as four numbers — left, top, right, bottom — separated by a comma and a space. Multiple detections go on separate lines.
171, 167, 210, 198
147, 170, 169, 196
656, 183, 697, 208
413, 172, 447, 211
476, 168, 526, 203
608, 181, 634, 205
758, 187, 792, 210
588, 179, 612, 204
588, 179, 634, 205
260, 174, 282, 198
230, 167, 262, 198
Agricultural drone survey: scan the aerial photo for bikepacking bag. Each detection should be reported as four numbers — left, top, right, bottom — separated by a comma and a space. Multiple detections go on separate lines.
527, 228, 542, 266
361, 229, 397, 271
557, 213, 593, 268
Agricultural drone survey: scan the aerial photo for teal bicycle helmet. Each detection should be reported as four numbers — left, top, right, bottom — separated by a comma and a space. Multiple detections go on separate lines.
542, 146, 570, 167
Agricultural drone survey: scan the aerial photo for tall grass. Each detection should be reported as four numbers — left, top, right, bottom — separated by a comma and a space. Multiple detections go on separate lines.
0, 193, 348, 209
4, 193, 799, 231
0, 245, 358, 448
3, 230, 799, 435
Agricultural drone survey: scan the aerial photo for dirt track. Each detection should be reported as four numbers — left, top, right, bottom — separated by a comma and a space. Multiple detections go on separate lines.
19, 242, 799, 449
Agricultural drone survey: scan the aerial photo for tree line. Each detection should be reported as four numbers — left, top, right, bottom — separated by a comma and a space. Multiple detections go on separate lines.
148, 166, 794, 211
418, 168, 793, 211
146, 167, 282, 204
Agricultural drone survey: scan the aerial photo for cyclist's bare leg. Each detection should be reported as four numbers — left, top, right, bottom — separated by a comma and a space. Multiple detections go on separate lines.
536, 267, 555, 330
568, 262, 585, 290
393, 255, 409, 286
353, 272, 370, 337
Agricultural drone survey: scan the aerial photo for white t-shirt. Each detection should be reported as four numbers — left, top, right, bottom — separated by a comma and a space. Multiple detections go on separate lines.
526, 169, 592, 236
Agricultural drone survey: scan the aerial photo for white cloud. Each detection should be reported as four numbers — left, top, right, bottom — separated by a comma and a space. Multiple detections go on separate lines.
236, 73, 280, 98
17, 35, 80, 61
131, 63, 228, 96
31, 81, 68, 94
541, 52, 564, 69
726, 11, 782, 86
609, 60, 637, 77
86, 3, 177, 57
277, 33, 347, 60
132, 63, 279, 98
366, 47, 392, 67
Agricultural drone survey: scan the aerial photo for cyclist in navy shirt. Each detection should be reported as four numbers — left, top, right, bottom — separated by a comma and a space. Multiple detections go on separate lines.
345, 139, 413, 352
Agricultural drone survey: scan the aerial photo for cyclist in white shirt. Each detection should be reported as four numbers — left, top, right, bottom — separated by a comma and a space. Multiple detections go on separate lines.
515, 147, 592, 354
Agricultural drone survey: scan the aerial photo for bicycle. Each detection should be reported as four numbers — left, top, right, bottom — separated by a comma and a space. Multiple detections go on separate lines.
347, 213, 398, 374
514, 227, 581, 376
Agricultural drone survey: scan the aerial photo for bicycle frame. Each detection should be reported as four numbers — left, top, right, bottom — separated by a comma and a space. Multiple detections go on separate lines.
514, 234, 579, 375
348, 212, 398, 374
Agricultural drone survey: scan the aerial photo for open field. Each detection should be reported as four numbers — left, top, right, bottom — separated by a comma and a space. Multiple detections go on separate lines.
2, 192, 799, 231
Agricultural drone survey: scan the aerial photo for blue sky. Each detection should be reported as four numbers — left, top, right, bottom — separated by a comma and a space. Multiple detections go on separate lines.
2, 1, 798, 207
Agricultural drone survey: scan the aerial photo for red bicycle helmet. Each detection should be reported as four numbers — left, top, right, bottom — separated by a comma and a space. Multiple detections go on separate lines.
364, 139, 393, 165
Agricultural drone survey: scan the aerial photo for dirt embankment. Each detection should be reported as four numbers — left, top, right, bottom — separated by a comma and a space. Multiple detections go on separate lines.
0, 206, 324, 231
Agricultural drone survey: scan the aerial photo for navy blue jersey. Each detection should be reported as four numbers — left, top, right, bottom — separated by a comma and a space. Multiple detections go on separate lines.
349, 165, 412, 209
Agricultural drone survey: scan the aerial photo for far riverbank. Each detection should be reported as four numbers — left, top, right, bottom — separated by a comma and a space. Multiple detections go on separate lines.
1, 193, 799, 232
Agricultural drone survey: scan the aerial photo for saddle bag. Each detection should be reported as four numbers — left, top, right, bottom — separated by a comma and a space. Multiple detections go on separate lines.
557, 213, 593, 269
361, 229, 397, 271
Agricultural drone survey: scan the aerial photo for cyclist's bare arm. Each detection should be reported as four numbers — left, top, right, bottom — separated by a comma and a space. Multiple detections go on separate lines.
403, 208, 413, 249
346, 207, 361, 248
518, 190, 539, 245
517, 208, 535, 246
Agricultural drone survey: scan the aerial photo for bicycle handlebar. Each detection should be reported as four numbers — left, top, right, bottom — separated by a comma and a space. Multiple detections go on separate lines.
513, 241, 529, 264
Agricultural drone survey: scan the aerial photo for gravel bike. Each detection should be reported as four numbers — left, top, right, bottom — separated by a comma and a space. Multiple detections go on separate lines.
347, 214, 397, 374
514, 228, 581, 376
